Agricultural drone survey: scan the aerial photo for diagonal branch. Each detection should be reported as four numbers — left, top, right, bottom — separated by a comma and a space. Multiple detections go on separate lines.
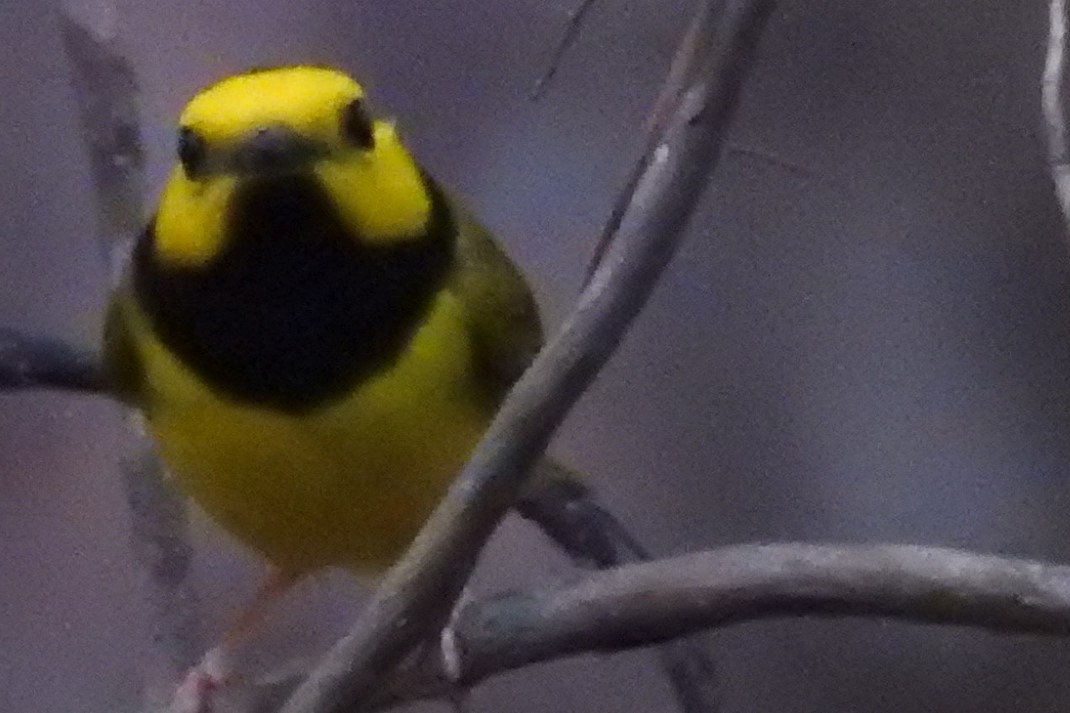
279, 2, 776, 712
530, 0, 602, 99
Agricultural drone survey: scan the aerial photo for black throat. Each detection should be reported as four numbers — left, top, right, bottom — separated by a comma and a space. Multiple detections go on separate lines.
132, 173, 455, 412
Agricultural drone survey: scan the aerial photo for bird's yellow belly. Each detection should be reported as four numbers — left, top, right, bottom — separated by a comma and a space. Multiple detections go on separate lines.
133, 291, 490, 573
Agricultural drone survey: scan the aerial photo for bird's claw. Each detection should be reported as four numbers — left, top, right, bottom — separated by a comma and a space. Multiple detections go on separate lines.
170, 647, 233, 713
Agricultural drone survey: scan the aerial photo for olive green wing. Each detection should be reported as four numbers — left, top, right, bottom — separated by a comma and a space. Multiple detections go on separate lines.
449, 201, 544, 407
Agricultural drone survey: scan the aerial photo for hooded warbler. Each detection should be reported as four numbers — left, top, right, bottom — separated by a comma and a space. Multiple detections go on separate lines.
106, 66, 543, 580
101, 66, 710, 711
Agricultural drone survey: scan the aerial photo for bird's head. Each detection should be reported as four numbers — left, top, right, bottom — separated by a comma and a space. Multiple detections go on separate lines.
155, 66, 431, 265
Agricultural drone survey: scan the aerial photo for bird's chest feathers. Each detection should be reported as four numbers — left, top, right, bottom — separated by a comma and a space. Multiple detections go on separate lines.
132, 288, 487, 570
134, 174, 455, 411
127, 174, 481, 569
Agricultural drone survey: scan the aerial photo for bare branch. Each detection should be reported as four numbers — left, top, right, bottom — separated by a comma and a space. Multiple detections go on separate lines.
249, 542, 1070, 712
457, 543, 1070, 670
1044, 0, 1070, 235
279, 2, 776, 712
59, 6, 203, 702
0, 328, 105, 393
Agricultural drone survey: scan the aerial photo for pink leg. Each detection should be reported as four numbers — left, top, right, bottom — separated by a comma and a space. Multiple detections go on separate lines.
171, 568, 301, 713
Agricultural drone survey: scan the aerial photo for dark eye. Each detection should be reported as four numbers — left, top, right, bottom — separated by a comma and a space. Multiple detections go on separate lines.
341, 99, 375, 149
177, 127, 208, 177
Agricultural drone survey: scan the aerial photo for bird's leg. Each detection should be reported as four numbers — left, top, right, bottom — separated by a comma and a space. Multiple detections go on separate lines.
221, 567, 302, 651
171, 567, 301, 713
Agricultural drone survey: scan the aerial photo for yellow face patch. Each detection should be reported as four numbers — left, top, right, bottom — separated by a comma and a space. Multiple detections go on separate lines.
152, 66, 433, 266
314, 122, 432, 242
154, 166, 235, 265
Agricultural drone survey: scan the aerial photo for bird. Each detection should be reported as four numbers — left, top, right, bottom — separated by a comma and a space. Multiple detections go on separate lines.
102, 65, 710, 712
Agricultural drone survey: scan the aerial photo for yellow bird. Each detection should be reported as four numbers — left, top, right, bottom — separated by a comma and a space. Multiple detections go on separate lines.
103, 65, 706, 711
103, 64, 547, 704
108, 66, 539, 573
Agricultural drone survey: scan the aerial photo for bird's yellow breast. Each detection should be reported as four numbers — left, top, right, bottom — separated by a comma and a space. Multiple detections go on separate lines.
122, 288, 490, 574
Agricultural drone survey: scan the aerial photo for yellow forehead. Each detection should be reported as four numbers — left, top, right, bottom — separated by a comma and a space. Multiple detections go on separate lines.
179, 66, 364, 142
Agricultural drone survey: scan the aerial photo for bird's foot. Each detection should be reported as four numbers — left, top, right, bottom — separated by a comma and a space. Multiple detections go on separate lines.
170, 647, 233, 713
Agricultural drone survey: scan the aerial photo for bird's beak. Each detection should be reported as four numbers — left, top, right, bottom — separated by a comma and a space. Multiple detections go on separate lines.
233, 126, 320, 175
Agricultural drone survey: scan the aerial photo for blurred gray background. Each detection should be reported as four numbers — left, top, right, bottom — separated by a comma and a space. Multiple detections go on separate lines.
2, 0, 1069, 711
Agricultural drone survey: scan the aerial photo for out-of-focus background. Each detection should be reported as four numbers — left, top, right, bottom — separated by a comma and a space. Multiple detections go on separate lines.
2, 0, 1069, 711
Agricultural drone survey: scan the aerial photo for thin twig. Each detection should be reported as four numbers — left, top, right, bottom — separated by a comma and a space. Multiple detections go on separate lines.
537, 0, 802, 278
647, 0, 717, 134
723, 140, 813, 178
530, 0, 602, 100
1044, 0, 1070, 238
59, 6, 203, 704
582, 0, 718, 286
279, 2, 775, 712
249, 542, 1070, 712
